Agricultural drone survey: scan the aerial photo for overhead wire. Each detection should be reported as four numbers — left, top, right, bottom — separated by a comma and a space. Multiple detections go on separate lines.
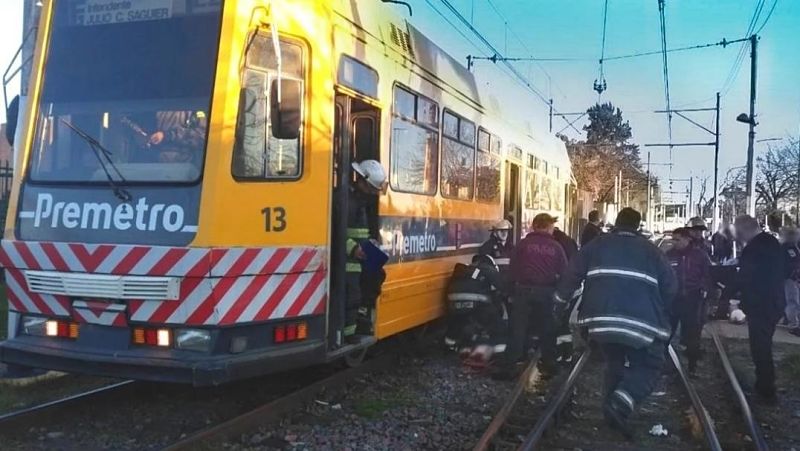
754, 0, 779, 34
436, 0, 584, 136
721, 0, 766, 96
594, 0, 609, 97
484, 0, 568, 101
657, 0, 673, 155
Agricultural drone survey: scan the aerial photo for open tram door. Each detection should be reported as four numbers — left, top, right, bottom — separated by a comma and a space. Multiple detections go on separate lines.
504, 162, 522, 244
330, 90, 382, 361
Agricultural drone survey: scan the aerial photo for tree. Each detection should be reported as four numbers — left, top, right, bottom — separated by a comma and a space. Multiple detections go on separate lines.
754, 140, 799, 214
564, 102, 650, 207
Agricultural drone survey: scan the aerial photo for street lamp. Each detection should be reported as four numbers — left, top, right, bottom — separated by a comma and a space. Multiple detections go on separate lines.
737, 113, 757, 217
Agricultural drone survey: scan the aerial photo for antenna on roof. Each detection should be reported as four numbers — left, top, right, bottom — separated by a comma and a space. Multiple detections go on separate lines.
381, 0, 413, 16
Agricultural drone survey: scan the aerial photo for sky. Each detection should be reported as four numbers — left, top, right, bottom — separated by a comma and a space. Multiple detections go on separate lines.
411, 0, 800, 204
0, 0, 798, 204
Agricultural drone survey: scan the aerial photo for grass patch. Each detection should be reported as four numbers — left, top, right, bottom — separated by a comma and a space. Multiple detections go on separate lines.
353, 390, 417, 419
783, 352, 800, 380
0, 285, 7, 340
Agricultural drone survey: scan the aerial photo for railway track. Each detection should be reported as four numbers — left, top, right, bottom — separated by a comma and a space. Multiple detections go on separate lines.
163, 353, 395, 450
0, 379, 139, 434
476, 331, 770, 451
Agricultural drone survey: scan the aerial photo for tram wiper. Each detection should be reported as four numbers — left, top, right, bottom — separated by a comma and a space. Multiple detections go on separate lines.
60, 119, 132, 202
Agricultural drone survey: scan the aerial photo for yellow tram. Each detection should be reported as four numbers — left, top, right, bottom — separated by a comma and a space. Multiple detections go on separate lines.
0, 0, 573, 384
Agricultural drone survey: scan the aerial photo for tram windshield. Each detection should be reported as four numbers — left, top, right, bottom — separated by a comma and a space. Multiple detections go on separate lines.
28, 0, 224, 183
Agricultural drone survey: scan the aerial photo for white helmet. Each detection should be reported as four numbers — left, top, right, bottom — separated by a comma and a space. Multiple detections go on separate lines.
352, 160, 387, 190
491, 219, 513, 231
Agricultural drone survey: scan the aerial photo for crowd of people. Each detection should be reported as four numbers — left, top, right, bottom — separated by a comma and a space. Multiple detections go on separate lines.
444, 207, 794, 438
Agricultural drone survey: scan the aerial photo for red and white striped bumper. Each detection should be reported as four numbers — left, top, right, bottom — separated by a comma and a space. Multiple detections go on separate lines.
0, 240, 328, 326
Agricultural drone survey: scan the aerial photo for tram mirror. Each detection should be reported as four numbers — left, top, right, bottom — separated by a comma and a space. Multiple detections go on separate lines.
270, 79, 301, 140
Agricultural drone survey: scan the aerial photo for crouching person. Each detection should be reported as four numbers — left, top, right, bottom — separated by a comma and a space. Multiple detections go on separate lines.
553, 208, 677, 438
444, 255, 508, 367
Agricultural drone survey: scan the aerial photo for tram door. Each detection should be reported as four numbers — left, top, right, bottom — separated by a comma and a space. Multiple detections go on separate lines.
331, 93, 381, 346
504, 162, 522, 244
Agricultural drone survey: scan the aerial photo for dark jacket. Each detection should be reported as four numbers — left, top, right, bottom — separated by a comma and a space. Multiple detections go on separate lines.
737, 232, 785, 318
782, 242, 800, 281
666, 243, 713, 298
553, 229, 579, 261
447, 259, 504, 307
556, 229, 677, 349
580, 222, 603, 247
711, 232, 733, 262
510, 231, 567, 287
478, 235, 514, 271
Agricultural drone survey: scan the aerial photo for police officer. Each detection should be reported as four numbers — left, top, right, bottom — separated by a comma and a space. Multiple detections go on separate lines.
479, 219, 514, 273
555, 208, 677, 437
687, 217, 713, 258
444, 254, 508, 361
500, 213, 567, 378
666, 227, 713, 374
781, 227, 800, 336
344, 160, 387, 339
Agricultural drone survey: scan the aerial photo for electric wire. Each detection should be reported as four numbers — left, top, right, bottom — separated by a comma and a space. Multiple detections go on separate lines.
754, 0, 779, 34
595, 0, 609, 97
721, 0, 765, 96
658, 0, 673, 153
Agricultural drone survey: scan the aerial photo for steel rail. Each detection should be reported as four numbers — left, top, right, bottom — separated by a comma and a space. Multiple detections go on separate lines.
0, 380, 137, 433
667, 344, 723, 451
163, 354, 396, 451
709, 324, 769, 451
517, 348, 592, 451
472, 351, 541, 451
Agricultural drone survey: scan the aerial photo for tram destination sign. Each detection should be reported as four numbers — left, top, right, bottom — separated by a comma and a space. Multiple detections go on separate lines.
68, 0, 221, 26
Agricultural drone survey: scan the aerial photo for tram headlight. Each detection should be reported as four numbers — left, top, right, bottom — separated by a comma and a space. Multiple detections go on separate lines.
22, 316, 48, 336
175, 329, 211, 352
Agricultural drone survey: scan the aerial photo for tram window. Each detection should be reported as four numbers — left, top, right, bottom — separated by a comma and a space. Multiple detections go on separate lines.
389, 85, 439, 195
233, 36, 305, 180
441, 110, 476, 201
491, 135, 502, 155
476, 149, 501, 203
338, 56, 379, 99
478, 129, 491, 152
443, 112, 458, 139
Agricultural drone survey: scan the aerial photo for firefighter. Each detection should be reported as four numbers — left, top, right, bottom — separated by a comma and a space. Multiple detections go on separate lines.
444, 254, 508, 366
479, 219, 514, 273
344, 160, 387, 339
554, 208, 677, 438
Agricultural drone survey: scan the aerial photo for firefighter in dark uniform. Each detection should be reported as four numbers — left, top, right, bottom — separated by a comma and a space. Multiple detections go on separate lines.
444, 254, 508, 363
554, 208, 677, 438
479, 219, 514, 273
344, 160, 387, 338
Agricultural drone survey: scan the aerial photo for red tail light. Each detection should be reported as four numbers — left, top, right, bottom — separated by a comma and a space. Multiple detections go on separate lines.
273, 321, 307, 344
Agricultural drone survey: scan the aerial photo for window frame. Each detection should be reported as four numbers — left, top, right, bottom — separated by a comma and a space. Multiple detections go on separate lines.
440, 108, 477, 201
388, 83, 440, 196
231, 32, 307, 183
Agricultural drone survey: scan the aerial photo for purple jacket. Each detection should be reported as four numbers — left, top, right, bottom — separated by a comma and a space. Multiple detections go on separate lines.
511, 231, 568, 287
666, 244, 712, 298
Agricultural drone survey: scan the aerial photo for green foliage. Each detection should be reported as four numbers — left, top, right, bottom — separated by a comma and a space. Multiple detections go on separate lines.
353, 390, 416, 418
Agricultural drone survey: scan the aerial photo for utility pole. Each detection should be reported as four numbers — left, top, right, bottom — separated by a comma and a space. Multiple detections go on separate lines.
689, 177, 694, 217
549, 99, 553, 133
713, 92, 721, 233
646, 151, 651, 227
744, 34, 758, 217
796, 132, 800, 224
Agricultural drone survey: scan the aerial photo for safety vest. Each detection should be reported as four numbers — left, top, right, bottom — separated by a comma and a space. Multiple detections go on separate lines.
346, 189, 370, 274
